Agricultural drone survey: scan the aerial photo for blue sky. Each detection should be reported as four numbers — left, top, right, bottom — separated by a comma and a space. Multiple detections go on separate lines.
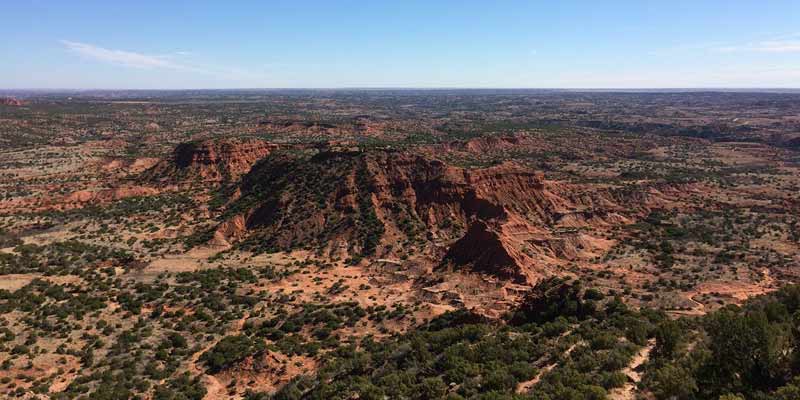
2, 1, 799, 89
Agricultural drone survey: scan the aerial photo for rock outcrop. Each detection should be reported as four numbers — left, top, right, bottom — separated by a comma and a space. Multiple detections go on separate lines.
444, 221, 526, 282
0, 97, 25, 106
215, 148, 646, 283
65, 186, 160, 204
144, 138, 276, 183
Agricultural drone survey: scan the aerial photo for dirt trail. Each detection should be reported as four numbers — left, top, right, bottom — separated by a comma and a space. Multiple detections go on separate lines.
189, 340, 227, 399
672, 268, 776, 317
516, 332, 580, 394
668, 295, 706, 317
609, 339, 655, 400
188, 313, 250, 400
516, 360, 557, 393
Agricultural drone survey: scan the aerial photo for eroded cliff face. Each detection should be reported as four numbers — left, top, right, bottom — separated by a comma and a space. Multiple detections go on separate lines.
0, 97, 25, 106
144, 138, 276, 183
214, 149, 657, 284
443, 220, 525, 282
364, 153, 646, 283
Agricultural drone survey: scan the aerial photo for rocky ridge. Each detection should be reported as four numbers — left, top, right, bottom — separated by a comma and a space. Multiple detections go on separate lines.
144, 138, 277, 183
211, 148, 664, 283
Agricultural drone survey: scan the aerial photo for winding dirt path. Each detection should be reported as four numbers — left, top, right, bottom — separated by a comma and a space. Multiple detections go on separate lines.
671, 268, 776, 317
609, 339, 654, 400
188, 313, 251, 399
516, 333, 581, 394
188, 340, 227, 399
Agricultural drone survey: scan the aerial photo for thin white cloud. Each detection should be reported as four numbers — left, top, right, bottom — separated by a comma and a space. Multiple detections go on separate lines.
646, 41, 730, 57
60, 40, 187, 70
651, 33, 800, 56
713, 39, 800, 53
60, 40, 267, 84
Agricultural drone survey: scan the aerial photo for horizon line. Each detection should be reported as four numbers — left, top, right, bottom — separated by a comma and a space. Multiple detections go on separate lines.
2, 87, 800, 92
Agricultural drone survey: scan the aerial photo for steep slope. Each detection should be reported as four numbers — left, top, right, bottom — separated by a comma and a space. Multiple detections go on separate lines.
0, 97, 25, 106
443, 220, 524, 282
144, 138, 276, 183
222, 150, 386, 256
215, 148, 643, 283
